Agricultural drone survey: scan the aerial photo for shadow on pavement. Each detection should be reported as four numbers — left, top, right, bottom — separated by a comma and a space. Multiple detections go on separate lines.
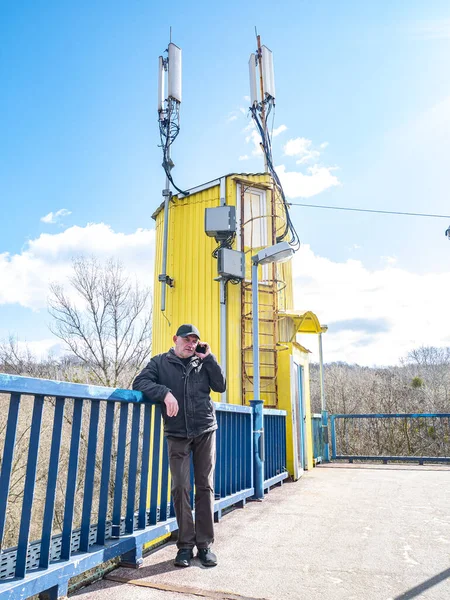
394, 567, 450, 599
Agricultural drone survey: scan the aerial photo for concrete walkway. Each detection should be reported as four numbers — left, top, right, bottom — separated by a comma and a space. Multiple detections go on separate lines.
73, 464, 450, 600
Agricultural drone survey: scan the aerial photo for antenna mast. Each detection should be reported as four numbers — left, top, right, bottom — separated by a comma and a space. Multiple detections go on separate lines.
248, 33, 300, 251
158, 37, 186, 313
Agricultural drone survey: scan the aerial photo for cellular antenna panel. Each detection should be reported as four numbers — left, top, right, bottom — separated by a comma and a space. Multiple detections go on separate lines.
168, 43, 182, 103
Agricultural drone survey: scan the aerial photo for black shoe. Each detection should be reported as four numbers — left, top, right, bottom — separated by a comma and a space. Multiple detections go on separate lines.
174, 548, 194, 567
197, 547, 217, 567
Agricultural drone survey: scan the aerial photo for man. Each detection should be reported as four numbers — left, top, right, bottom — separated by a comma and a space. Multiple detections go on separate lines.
133, 324, 226, 568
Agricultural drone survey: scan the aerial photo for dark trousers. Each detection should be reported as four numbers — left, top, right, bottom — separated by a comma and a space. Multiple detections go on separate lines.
167, 431, 216, 550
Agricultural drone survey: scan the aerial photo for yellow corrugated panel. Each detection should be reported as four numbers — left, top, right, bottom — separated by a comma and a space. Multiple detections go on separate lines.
152, 184, 222, 401
152, 173, 310, 412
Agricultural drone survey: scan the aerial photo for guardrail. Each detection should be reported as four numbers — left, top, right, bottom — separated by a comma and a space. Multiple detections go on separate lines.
0, 374, 287, 600
330, 413, 450, 464
312, 413, 325, 463
263, 408, 288, 489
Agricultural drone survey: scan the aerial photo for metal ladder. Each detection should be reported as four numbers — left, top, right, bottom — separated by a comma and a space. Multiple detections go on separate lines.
238, 180, 281, 407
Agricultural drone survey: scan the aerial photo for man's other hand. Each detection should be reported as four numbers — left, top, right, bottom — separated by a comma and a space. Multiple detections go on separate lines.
164, 392, 179, 417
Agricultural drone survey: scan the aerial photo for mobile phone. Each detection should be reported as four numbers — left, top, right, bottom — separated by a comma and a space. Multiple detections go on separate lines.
196, 343, 207, 354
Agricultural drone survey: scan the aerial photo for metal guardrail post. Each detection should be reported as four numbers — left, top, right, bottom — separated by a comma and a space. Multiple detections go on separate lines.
322, 409, 330, 461
250, 400, 264, 499
330, 414, 337, 460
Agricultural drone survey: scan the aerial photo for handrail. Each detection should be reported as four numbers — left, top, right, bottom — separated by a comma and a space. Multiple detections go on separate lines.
0, 373, 146, 403
330, 412, 450, 463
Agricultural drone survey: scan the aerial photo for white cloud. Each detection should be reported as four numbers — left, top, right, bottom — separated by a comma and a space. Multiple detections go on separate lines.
239, 155, 250, 161
16, 339, 65, 360
292, 244, 450, 366
272, 124, 287, 137
284, 137, 321, 164
320, 142, 329, 149
40, 208, 72, 224
284, 137, 312, 157
276, 164, 340, 198
0, 223, 155, 310
243, 95, 251, 102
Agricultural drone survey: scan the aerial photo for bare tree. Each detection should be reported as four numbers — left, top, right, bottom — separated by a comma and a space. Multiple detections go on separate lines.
48, 257, 152, 388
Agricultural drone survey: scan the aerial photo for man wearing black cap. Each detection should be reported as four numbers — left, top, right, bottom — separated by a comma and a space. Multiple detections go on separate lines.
133, 324, 226, 568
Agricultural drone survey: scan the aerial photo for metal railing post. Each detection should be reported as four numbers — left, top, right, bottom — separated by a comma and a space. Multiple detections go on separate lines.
250, 400, 264, 499
330, 415, 337, 459
322, 409, 330, 461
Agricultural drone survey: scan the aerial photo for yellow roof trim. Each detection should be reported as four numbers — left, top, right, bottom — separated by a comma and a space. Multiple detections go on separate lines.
292, 341, 312, 354
278, 310, 327, 335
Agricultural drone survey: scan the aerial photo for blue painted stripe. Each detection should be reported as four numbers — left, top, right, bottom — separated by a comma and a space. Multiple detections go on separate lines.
125, 403, 141, 534
61, 398, 84, 560
15, 395, 44, 578
0, 393, 21, 547
225, 413, 232, 496
263, 418, 269, 480
79, 400, 100, 551
248, 410, 254, 489
214, 411, 221, 495
269, 417, 273, 478
219, 411, 225, 496
39, 397, 65, 568
232, 413, 237, 494
149, 406, 162, 525
112, 403, 129, 536
96, 401, 115, 545
160, 438, 169, 522
138, 403, 152, 529
237, 414, 242, 490
0, 373, 147, 404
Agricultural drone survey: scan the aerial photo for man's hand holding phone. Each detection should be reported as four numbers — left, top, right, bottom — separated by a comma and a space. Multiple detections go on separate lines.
195, 342, 210, 358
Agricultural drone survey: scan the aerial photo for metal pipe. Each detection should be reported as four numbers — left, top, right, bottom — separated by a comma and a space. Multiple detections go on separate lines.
250, 399, 264, 499
160, 103, 171, 313
252, 261, 260, 401
318, 332, 325, 412
220, 278, 227, 403
318, 332, 329, 461
219, 177, 227, 402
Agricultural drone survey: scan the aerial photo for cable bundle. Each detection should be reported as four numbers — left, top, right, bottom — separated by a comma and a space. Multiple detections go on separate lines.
250, 102, 300, 251
159, 101, 189, 197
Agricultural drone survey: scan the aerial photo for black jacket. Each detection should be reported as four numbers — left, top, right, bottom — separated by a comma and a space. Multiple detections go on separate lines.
132, 348, 226, 438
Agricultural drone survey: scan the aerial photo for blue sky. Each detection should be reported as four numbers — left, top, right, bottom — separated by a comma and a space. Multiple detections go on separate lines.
1, 1, 450, 365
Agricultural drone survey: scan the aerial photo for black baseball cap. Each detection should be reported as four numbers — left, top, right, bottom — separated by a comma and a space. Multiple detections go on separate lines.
176, 324, 201, 339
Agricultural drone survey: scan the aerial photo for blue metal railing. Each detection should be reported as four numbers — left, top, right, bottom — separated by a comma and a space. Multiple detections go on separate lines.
312, 414, 324, 463
330, 413, 450, 464
263, 408, 288, 489
0, 374, 285, 600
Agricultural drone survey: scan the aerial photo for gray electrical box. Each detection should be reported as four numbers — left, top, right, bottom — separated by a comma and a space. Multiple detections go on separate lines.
217, 248, 245, 280
205, 206, 236, 239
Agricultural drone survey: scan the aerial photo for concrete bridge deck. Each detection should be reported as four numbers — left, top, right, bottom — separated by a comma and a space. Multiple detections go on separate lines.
73, 464, 450, 600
